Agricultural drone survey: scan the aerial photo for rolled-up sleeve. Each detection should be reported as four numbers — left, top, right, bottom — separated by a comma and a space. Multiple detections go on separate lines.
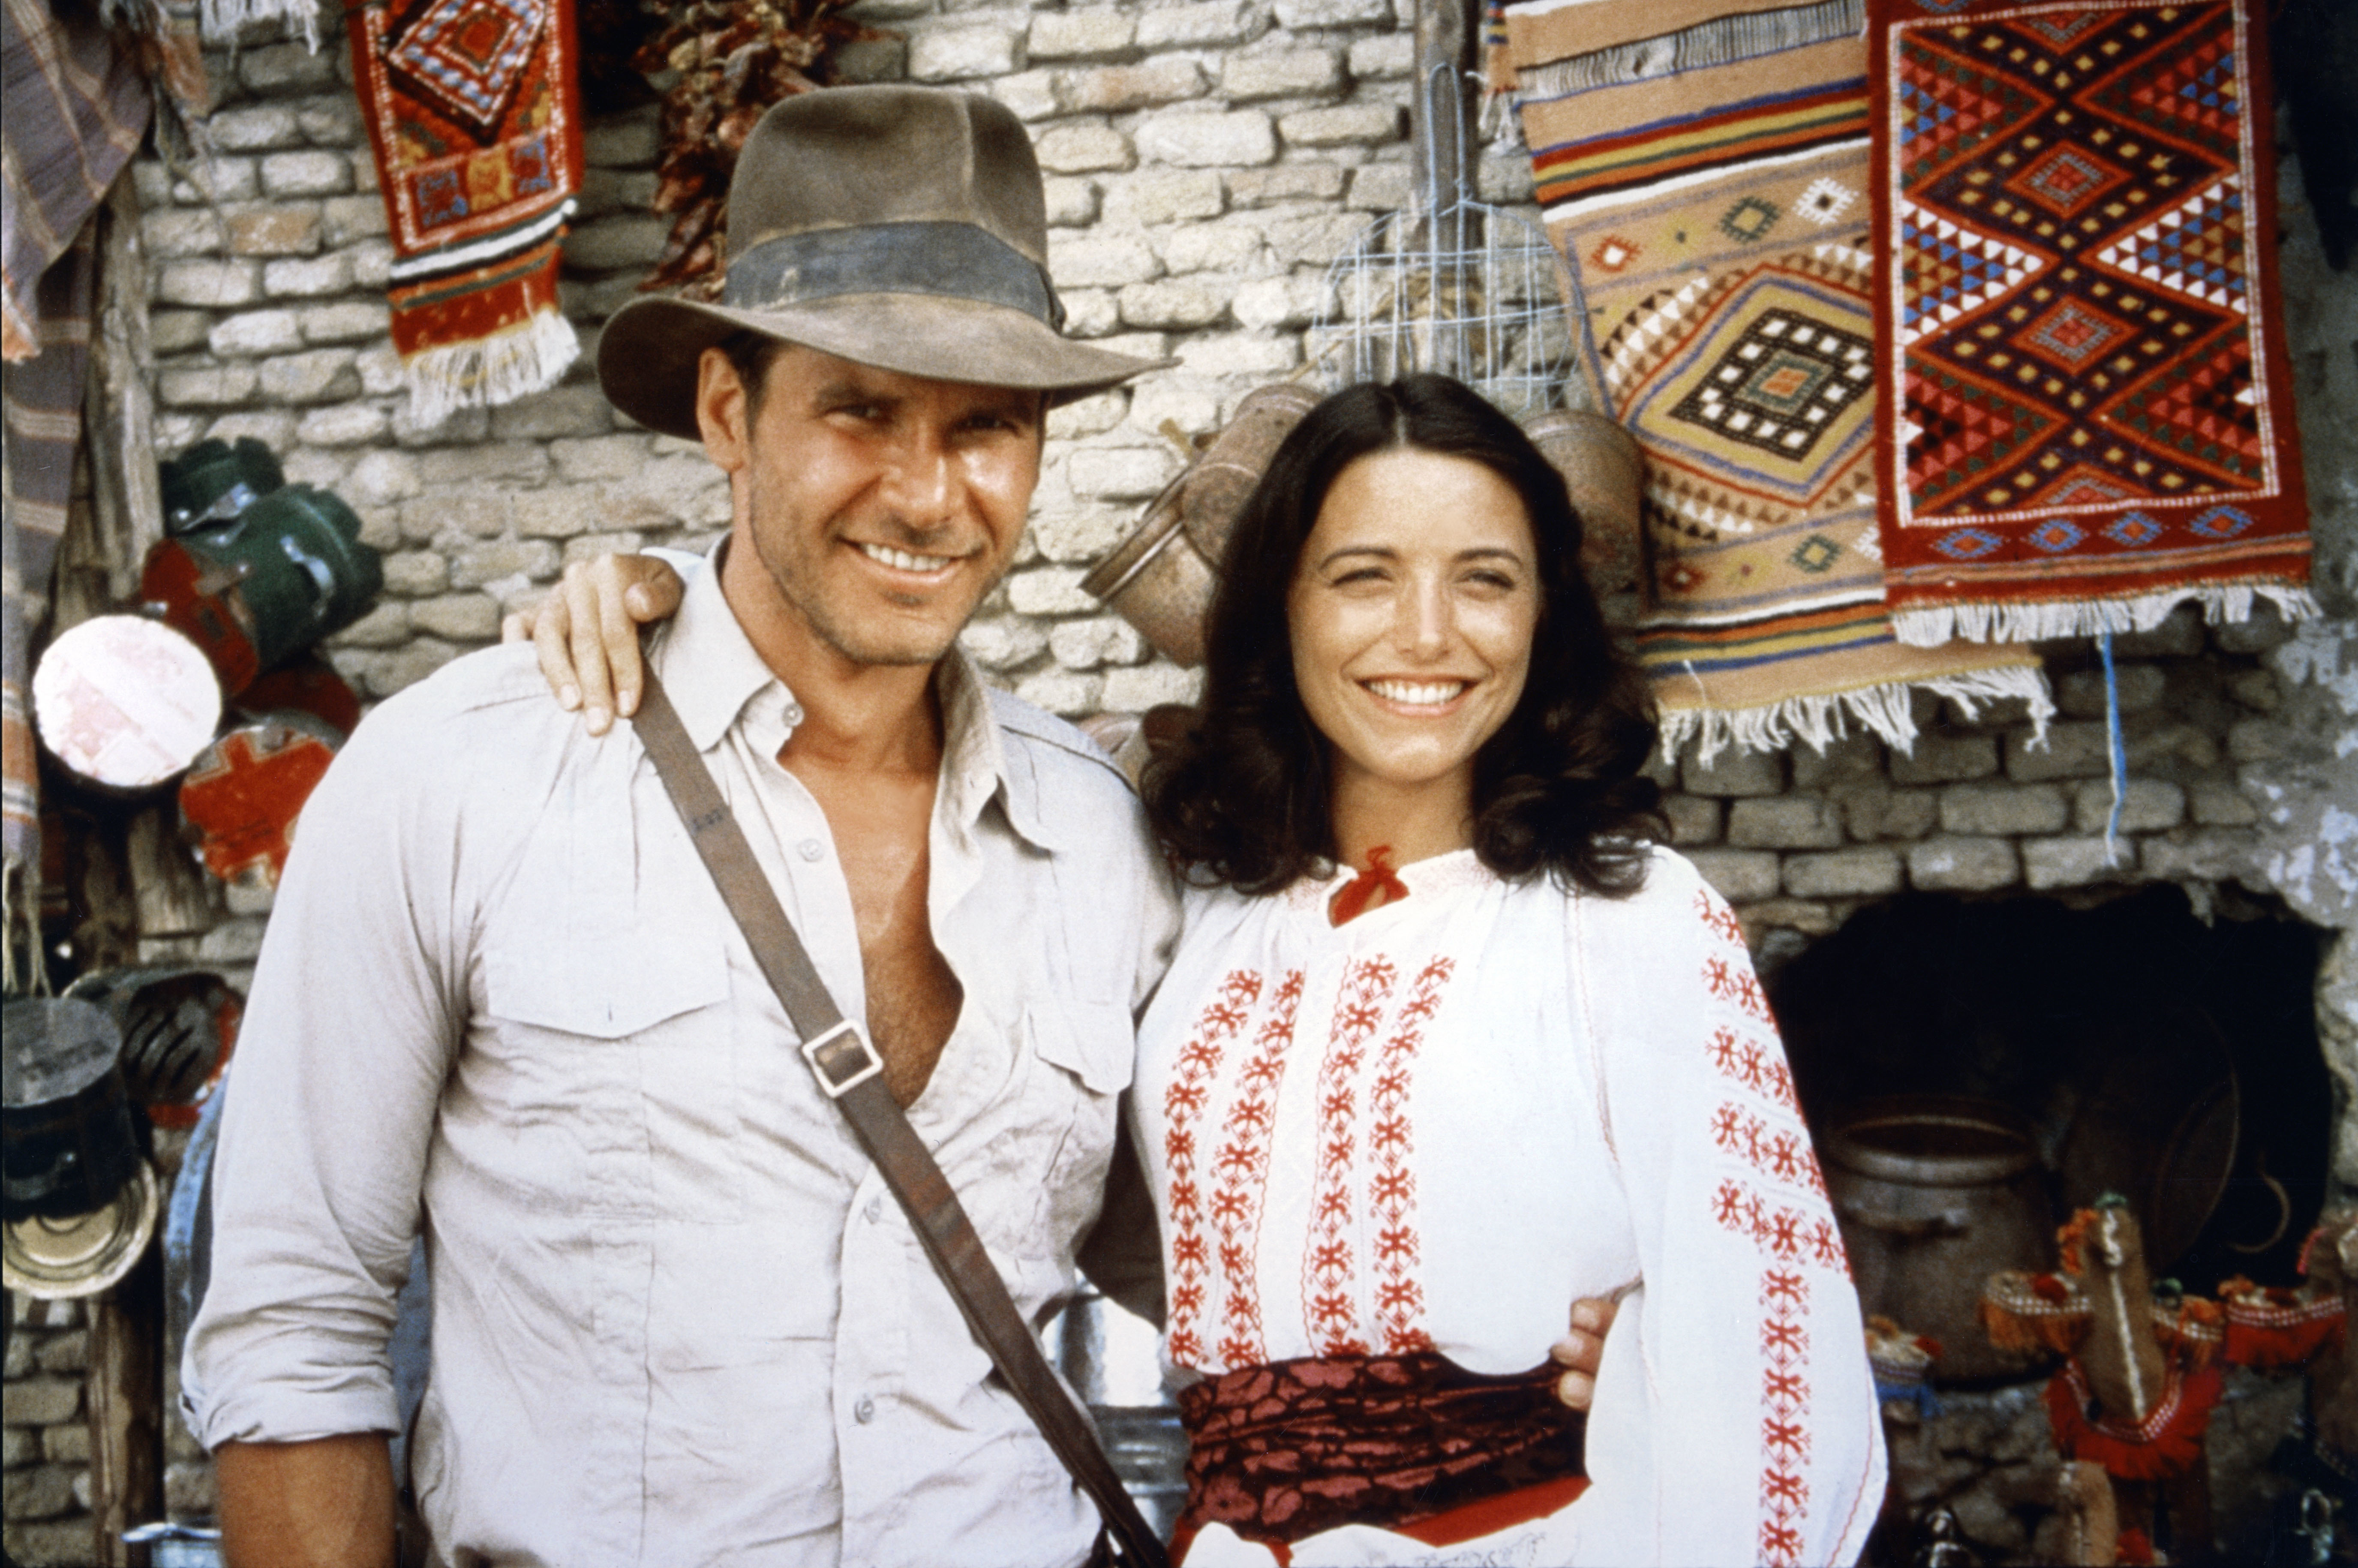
183, 685, 469, 1448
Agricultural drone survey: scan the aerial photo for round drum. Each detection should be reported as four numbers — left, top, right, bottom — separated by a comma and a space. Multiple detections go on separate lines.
32, 616, 222, 791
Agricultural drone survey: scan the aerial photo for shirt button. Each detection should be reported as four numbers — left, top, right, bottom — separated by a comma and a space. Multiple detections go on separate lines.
864, 1195, 883, 1224
784, 702, 804, 727
854, 1395, 876, 1425
798, 839, 824, 862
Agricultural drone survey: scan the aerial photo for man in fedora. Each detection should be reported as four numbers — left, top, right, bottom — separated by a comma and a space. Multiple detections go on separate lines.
186, 86, 1181, 1567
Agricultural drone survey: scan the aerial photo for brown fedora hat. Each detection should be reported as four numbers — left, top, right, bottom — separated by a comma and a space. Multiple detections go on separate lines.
598, 87, 1163, 439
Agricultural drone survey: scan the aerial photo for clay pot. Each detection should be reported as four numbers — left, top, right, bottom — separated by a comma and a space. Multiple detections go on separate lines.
1521, 407, 1644, 596
1823, 1096, 2057, 1383
1178, 382, 1324, 564
1081, 475, 1217, 668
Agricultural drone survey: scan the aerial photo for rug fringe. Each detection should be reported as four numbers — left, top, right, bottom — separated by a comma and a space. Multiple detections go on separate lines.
199, 0, 320, 49
402, 308, 579, 427
1892, 586, 2320, 647
1513, 0, 1862, 99
1660, 665, 2054, 765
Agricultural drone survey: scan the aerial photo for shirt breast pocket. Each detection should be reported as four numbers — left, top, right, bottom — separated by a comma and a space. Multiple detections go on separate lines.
1017, 999, 1133, 1253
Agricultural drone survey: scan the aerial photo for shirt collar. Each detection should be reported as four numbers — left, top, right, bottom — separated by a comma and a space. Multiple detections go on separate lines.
648, 547, 1049, 851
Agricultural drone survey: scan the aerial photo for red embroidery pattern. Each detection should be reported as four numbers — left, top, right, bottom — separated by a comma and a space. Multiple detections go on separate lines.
1711, 1102, 1829, 1199
1695, 885, 1748, 949
1165, 970, 1264, 1367
1706, 1026, 1802, 1115
1210, 970, 1306, 1370
1714, 1179, 1850, 1277
1369, 957, 1456, 1354
1757, 1269, 1813, 1568
1703, 951, 1775, 1023
1304, 956, 1399, 1356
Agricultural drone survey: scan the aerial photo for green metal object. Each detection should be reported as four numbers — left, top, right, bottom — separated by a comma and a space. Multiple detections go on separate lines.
174, 484, 383, 671
159, 438, 285, 533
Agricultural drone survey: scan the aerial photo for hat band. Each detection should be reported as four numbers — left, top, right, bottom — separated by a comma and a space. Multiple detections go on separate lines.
724, 222, 1066, 331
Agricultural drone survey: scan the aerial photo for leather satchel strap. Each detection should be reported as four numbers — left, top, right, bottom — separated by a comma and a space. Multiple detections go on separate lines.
632, 675, 1168, 1568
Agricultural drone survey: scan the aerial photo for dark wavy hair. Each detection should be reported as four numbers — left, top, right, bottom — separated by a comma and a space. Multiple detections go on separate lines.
1143, 374, 1664, 897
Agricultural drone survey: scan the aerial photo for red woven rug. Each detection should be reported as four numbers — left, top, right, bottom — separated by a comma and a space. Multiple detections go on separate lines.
348, 0, 583, 423
1870, 0, 2313, 643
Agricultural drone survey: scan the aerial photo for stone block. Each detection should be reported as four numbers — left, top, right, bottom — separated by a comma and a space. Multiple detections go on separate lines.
150, 310, 211, 354
344, 449, 422, 505
1048, 390, 1127, 439
2226, 669, 2281, 711
1740, 900, 1838, 940
1, 1379, 78, 1427
1, 1426, 33, 1465
1016, 667, 1103, 716
331, 602, 411, 648
1008, 566, 1099, 615
155, 258, 261, 308
409, 593, 501, 641
364, 638, 463, 697
2139, 827, 2258, 882
2187, 778, 2258, 826
1263, 211, 1368, 266
260, 150, 350, 198
1118, 278, 1231, 329
224, 204, 323, 257
1049, 234, 1160, 288
1838, 785, 1938, 841
1681, 747, 1783, 797
1275, 0, 1393, 20
42, 1422, 88, 1463
1032, 505, 1132, 565
156, 362, 261, 408
510, 484, 617, 538
1068, 445, 1178, 501
550, 434, 653, 481
1174, 332, 1300, 376
294, 93, 360, 147
32, 1332, 85, 1374
584, 113, 660, 167
2212, 604, 2295, 654
206, 409, 300, 450
1030, 10, 1135, 59
2, 1464, 75, 1520
2113, 604, 2203, 657
141, 208, 221, 259
1036, 123, 1132, 175
1102, 662, 1203, 711
1043, 177, 1099, 227
559, 532, 648, 568
1279, 104, 1403, 148
1346, 162, 1411, 210
263, 252, 354, 298
238, 38, 338, 91
418, 441, 551, 487
283, 448, 351, 489
1062, 290, 1122, 335
490, 384, 613, 441
1477, 153, 1536, 204
1135, 0, 1262, 49
1790, 732, 1883, 789
2024, 836, 2133, 890
1223, 48, 1346, 101
1348, 33, 1415, 77
1232, 272, 1329, 329
1050, 616, 1147, 669
1165, 222, 1264, 278
295, 301, 389, 345
1938, 781, 2069, 836
2056, 661, 2165, 718
1784, 846, 1903, 898
9, 1298, 78, 1327
1063, 59, 1206, 112
2004, 721, 2110, 781
209, 308, 303, 357
1103, 171, 1226, 228
1137, 111, 1277, 169
1889, 731, 1999, 784
1686, 849, 1781, 903
2227, 716, 2287, 763
295, 403, 389, 446
133, 159, 174, 207
381, 550, 448, 597
175, 156, 259, 205
1122, 377, 1220, 439
210, 104, 303, 152
1662, 793, 1721, 845
960, 616, 1050, 671
1906, 836, 2019, 891
259, 347, 360, 404
321, 195, 389, 246
1226, 164, 1347, 206
576, 166, 659, 218
564, 213, 668, 272
910, 24, 1023, 81
451, 538, 560, 590
2071, 777, 2184, 833
1729, 796, 1843, 849
165, 1457, 218, 1517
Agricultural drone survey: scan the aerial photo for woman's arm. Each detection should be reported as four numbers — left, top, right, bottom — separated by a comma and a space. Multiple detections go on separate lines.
499, 553, 689, 733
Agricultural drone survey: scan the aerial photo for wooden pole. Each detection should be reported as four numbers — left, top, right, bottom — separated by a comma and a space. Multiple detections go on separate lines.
87, 1241, 163, 1568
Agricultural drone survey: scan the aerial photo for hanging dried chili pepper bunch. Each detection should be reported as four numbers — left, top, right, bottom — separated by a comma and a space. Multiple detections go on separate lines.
634, 0, 890, 296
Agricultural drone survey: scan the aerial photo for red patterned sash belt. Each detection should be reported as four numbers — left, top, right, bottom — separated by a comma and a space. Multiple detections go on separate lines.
1172, 1352, 1588, 1560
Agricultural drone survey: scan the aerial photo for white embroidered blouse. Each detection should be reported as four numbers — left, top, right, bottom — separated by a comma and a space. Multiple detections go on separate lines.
1132, 845, 1887, 1568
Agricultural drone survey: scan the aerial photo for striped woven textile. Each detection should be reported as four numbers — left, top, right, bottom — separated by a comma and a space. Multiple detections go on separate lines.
1868, 0, 2313, 644
1506, 0, 2050, 760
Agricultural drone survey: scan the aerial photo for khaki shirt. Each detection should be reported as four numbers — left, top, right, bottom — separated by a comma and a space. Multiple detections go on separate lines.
186, 560, 1180, 1566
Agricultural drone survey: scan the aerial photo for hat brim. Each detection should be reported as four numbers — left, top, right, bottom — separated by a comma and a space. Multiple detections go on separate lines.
598, 291, 1166, 440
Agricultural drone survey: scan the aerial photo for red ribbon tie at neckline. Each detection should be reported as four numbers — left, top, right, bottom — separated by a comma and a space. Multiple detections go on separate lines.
1330, 846, 1410, 926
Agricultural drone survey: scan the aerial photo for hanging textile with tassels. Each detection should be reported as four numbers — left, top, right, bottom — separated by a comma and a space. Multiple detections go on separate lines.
347, 0, 584, 424
1498, 0, 2053, 761
1865, 0, 2315, 646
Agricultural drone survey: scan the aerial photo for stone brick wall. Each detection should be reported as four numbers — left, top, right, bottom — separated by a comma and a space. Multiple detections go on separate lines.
5, 0, 2355, 1557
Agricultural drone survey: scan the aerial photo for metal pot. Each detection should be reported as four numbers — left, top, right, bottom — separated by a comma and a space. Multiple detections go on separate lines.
1520, 407, 1643, 596
1823, 1096, 2057, 1383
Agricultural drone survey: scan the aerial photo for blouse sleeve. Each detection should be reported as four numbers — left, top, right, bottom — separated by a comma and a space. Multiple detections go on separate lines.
1288, 854, 1887, 1568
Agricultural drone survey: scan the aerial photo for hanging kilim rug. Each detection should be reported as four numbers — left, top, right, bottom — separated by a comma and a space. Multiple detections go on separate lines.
349, 0, 583, 424
1869, 0, 2313, 644
1507, 0, 2050, 760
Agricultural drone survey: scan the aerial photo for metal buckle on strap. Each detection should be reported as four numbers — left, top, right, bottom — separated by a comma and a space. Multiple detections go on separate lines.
800, 1019, 882, 1099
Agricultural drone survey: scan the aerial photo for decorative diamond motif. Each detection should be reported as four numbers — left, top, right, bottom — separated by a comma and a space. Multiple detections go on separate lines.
1931, 528, 2004, 559
1667, 307, 1873, 460
1788, 535, 1843, 574
1589, 234, 1641, 273
1896, 201, 2044, 345
1796, 177, 1857, 228
1718, 197, 1781, 244
2188, 504, 2255, 538
2019, 297, 2132, 373
2029, 520, 2084, 552
2104, 512, 2164, 547
2093, 177, 2248, 315
2005, 143, 2130, 219
386, 0, 547, 133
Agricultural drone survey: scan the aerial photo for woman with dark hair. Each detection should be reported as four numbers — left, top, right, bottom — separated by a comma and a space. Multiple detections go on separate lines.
517, 373, 1884, 1566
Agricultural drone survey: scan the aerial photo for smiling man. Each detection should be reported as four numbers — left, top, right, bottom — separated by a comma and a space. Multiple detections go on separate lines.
184, 88, 1182, 1568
